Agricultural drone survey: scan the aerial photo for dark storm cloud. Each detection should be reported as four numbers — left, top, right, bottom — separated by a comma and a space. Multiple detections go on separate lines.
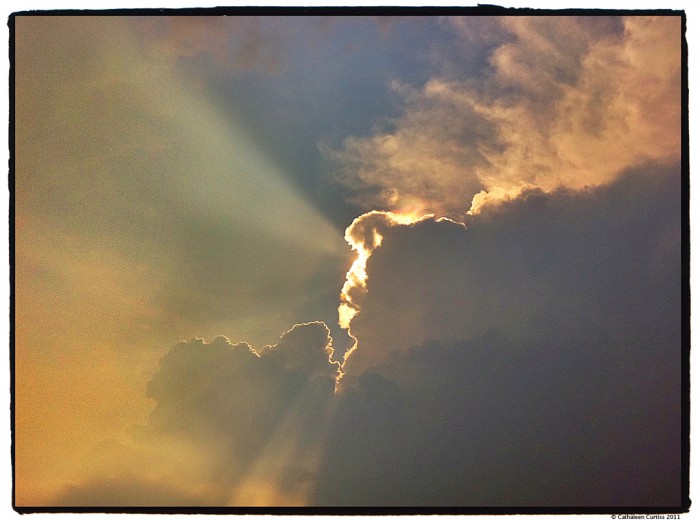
343, 163, 681, 375
317, 329, 680, 506
316, 162, 681, 507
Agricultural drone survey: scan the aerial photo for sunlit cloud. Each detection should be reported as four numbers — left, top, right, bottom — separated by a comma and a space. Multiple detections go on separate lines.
326, 16, 681, 217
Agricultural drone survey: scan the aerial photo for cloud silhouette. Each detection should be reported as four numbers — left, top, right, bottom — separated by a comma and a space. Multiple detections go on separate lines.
55, 323, 338, 506
315, 162, 681, 506
342, 162, 680, 376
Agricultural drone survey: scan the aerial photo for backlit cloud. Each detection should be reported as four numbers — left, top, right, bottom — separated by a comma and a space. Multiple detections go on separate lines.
316, 163, 681, 506
341, 163, 681, 378
55, 322, 338, 506
336, 211, 435, 385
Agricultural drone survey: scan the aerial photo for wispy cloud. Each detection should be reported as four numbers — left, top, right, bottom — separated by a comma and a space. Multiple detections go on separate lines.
326, 16, 681, 217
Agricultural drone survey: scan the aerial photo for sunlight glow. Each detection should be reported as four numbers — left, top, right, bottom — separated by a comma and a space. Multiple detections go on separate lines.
336, 210, 434, 390
467, 184, 534, 215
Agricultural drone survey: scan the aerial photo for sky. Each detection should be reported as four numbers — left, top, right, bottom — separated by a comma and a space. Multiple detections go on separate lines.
11, 9, 686, 511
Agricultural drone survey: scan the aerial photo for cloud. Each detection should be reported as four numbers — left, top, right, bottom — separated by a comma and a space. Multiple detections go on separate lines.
259, 321, 339, 378
325, 16, 681, 217
324, 79, 493, 219
55, 322, 338, 506
342, 162, 681, 377
317, 330, 680, 506
144, 323, 337, 482
314, 162, 681, 506
336, 211, 436, 379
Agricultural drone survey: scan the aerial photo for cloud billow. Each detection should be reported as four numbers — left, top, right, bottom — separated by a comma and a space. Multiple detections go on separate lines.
56, 323, 338, 506
326, 16, 681, 218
